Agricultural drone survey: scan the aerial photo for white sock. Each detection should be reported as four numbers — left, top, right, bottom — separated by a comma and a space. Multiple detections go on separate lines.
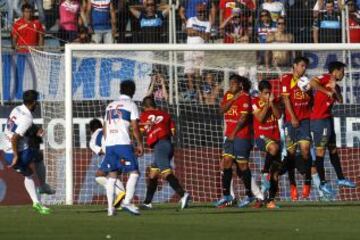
312, 173, 324, 197
251, 177, 264, 200
230, 179, 235, 199
123, 173, 139, 205
106, 177, 116, 211
96, 176, 107, 193
24, 176, 40, 204
115, 179, 125, 194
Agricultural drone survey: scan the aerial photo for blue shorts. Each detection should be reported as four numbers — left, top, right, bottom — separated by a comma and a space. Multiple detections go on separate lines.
255, 137, 279, 152
223, 137, 252, 162
311, 118, 336, 149
102, 145, 138, 173
151, 139, 174, 173
284, 119, 311, 150
4, 148, 34, 176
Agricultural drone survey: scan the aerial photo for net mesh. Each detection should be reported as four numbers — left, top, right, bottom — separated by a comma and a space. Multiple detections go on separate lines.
29, 47, 360, 204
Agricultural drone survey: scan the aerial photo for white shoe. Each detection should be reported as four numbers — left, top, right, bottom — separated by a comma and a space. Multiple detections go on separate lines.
121, 203, 140, 215
180, 192, 190, 209
108, 208, 116, 216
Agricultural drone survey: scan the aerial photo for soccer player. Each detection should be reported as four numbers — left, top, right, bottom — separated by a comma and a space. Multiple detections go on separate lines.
252, 80, 282, 208
103, 80, 144, 216
139, 96, 190, 209
215, 74, 262, 208
281, 56, 312, 201
25, 124, 56, 195
89, 118, 126, 208
3, 90, 50, 214
309, 61, 356, 193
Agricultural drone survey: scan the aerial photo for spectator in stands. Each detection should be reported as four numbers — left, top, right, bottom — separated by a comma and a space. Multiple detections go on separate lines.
6, 0, 23, 29
219, 0, 255, 26
287, 0, 316, 43
199, 72, 222, 105
113, 0, 130, 43
12, 3, 44, 52
347, 0, 360, 43
11, 3, 44, 99
59, 0, 83, 47
86, 0, 116, 43
261, 0, 285, 22
256, 9, 276, 65
28, 0, 46, 24
179, 0, 216, 26
184, 3, 211, 102
220, 8, 251, 43
129, 0, 170, 43
146, 69, 169, 102
313, 0, 344, 12
266, 16, 294, 68
313, 0, 341, 43
72, 25, 93, 43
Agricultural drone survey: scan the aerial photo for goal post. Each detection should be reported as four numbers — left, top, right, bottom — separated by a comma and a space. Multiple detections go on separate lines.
28, 43, 360, 205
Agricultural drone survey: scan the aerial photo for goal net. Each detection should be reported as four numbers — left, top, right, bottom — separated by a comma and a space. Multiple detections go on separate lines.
29, 44, 360, 205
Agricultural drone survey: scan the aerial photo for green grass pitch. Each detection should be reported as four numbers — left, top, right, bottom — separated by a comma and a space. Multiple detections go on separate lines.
1, 202, 360, 240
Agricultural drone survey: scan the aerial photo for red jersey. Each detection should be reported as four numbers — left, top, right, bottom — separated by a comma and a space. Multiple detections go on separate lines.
281, 73, 312, 122
252, 97, 280, 141
221, 91, 252, 139
310, 74, 337, 120
139, 109, 175, 147
219, 0, 255, 22
12, 18, 44, 53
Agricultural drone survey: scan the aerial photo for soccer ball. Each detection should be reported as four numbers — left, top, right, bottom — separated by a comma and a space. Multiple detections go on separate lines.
297, 76, 311, 92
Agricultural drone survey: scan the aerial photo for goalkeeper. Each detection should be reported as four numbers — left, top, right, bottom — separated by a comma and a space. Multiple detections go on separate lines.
25, 124, 56, 195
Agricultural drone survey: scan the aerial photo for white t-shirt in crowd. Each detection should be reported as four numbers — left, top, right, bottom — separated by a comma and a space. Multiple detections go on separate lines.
186, 16, 211, 44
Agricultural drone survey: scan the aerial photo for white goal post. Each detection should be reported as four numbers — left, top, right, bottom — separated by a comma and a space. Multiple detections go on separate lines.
58, 43, 360, 205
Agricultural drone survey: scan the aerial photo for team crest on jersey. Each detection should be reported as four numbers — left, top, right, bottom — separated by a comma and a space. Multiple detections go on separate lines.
226, 93, 234, 100
258, 100, 265, 107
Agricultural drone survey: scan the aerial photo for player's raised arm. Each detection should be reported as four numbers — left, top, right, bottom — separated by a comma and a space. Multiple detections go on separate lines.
310, 76, 334, 97
269, 94, 282, 119
131, 119, 143, 157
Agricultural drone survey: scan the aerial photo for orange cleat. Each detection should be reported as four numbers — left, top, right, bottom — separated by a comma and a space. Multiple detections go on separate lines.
266, 201, 280, 209
290, 184, 298, 201
302, 184, 311, 198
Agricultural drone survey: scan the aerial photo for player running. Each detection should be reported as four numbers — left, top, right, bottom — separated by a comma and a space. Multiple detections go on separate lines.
309, 61, 356, 195
252, 80, 282, 208
103, 80, 144, 216
89, 118, 126, 209
281, 56, 312, 201
3, 90, 50, 214
215, 74, 263, 208
139, 96, 190, 209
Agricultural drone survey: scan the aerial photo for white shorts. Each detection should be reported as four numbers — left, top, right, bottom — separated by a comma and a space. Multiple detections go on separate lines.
184, 51, 204, 74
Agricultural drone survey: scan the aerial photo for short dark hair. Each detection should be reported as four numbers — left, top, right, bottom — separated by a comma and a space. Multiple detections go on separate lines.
89, 118, 102, 133
328, 61, 346, 73
142, 96, 156, 108
23, 90, 39, 105
293, 56, 310, 66
22, 3, 34, 12
120, 80, 136, 97
258, 80, 272, 92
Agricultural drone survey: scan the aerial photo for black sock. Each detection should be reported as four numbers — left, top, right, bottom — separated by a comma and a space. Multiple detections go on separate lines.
262, 153, 271, 174
144, 178, 158, 204
241, 168, 253, 198
166, 174, 185, 197
268, 174, 279, 201
315, 156, 326, 184
303, 154, 312, 185
329, 152, 345, 180
287, 155, 296, 186
222, 168, 232, 196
